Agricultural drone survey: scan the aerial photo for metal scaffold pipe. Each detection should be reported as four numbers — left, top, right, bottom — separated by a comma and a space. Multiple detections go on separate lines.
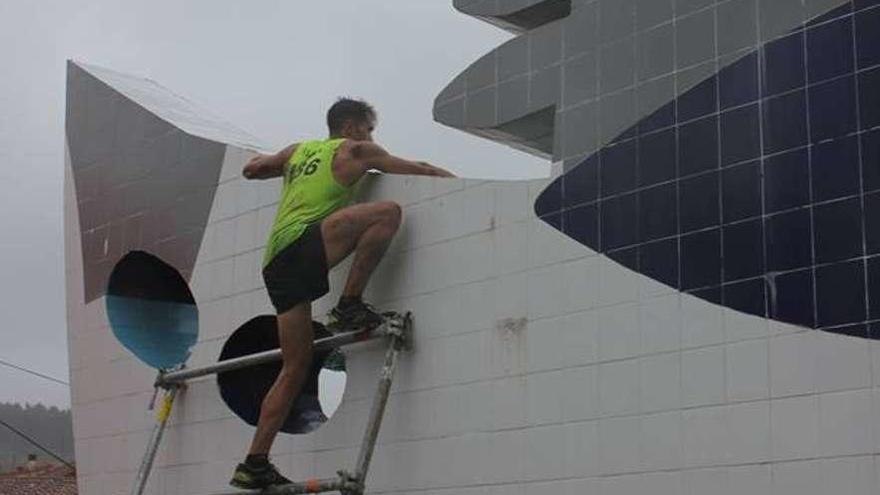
185, 312, 413, 495
155, 323, 392, 388
131, 387, 180, 495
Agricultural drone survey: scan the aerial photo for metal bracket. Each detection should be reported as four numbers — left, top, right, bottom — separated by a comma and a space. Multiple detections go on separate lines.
336, 470, 363, 495
383, 311, 413, 351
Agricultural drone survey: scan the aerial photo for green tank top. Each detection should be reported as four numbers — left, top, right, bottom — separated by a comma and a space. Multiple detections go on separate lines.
263, 138, 355, 266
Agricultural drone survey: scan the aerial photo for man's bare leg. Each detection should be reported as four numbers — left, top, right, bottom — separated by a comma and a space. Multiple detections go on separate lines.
233, 202, 400, 487
245, 200, 400, 456
247, 302, 314, 455
322, 201, 402, 296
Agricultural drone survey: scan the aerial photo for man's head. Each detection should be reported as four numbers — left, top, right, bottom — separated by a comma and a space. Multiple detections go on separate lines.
327, 97, 376, 141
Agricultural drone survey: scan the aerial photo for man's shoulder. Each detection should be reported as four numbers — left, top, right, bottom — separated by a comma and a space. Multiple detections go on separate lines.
330, 139, 359, 172
334, 139, 377, 163
293, 138, 345, 160
345, 140, 386, 161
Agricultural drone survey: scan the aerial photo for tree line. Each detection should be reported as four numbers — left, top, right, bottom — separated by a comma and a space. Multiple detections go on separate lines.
0, 402, 73, 471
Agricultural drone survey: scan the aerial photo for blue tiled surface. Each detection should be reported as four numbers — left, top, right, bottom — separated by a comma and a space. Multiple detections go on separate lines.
537, 2, 880, 336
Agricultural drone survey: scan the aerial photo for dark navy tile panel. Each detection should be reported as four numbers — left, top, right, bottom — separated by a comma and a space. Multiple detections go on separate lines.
863, 129, 880, 192
855, 0, 880, 11
770, 269, 815, 328
640, 238, 679, 289
724, 278, 767, 316
720, 104, 761, 166
869, 256, 880, 320
807, 17, 854, 83
535, 176, 562, 214
607, 245, 639, 271
563, 155, 598, 207
542, 211, 563, 231
860, 67, 880, 130
639, 183, 678, 241
600, 193, 638, 250
812, 136, 860, 201
722, 162, 762, 222
855, 7, 880, 68
638, 128, 677, 186
764, 149, 810, 213
762, 90, 808, 154
808, 75, 857, 143
765, 208, 814, 272
810, 2, 854, 26
816, 259, 867, 327
564, 203, 599, 246
600, 140, 638, 196
638, 98, 675, 134
762, 32, 806, 96
678, 75, 717, 122
679, 172, 720, 233
678, 115, 719, 176
724, 219, 765, 282
681, 229, 721, 290
689, 286, 721, 304
719, 53, 759, 110
536, 1, 879, 337
867, 193, 880, 255
813, 197, 863, 263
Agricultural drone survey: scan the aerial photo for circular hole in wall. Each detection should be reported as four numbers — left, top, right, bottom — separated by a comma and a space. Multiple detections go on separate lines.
217, 315, 347, 435
105, 251, 199, 370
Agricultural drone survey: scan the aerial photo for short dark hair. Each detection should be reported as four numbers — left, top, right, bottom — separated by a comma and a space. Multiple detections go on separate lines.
327, 97, 376, 135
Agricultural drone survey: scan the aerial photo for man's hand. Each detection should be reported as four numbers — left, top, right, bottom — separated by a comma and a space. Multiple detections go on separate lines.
416, 161, 457, 178
242, 155, 269, 179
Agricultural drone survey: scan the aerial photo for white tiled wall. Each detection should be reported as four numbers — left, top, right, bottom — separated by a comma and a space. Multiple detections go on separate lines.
67, 143, 880, 495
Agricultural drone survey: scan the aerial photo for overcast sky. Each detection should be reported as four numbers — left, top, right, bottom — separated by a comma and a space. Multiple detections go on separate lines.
0, 1, 548, 408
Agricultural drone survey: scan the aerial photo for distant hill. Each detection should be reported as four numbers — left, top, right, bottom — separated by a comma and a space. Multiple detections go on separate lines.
0, 403, 73, 471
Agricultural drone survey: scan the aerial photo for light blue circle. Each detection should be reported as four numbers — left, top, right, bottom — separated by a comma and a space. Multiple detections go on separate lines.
106, 295, 198, 369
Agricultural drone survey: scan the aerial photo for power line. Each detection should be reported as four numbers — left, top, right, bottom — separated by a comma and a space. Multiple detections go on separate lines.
0, 358, 68, 386
0, 417, 74, 469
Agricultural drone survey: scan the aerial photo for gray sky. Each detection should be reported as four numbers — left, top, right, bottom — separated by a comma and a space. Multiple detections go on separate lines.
0, 1, 547, 408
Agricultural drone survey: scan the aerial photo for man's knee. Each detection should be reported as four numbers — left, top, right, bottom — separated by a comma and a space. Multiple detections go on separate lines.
378, 201, 402, 228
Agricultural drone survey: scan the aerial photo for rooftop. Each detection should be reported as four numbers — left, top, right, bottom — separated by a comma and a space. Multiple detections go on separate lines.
0, 462, 77, 495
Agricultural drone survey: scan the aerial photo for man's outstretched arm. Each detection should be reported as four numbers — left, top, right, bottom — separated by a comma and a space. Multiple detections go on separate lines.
351, 142, 456, 179
242, 143, 299, 180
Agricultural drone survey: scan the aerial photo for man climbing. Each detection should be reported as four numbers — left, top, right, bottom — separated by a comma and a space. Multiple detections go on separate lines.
230, 98, 455, 489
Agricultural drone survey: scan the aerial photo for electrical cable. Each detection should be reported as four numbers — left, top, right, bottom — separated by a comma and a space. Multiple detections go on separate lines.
0, 358, 68, 386
0, 417, 74, 469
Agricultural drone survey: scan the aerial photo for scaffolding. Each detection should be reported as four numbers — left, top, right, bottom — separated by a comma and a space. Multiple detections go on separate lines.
130, 312, 412, 495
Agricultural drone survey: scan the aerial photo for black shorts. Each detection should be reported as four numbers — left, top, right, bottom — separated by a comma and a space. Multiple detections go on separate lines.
262, 223, 330, 314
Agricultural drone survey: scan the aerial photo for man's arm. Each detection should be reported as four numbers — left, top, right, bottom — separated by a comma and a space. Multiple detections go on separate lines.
242, 143, 299, 180
350, 141, 456, 179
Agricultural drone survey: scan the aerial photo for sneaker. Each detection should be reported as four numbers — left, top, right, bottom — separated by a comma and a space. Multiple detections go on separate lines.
229, 460, 291, 490
327, 300, 384, 331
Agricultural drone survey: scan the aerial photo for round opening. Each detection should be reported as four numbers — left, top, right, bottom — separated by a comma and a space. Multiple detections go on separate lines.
105, 251, 198, 370
217, 316, 347, 435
